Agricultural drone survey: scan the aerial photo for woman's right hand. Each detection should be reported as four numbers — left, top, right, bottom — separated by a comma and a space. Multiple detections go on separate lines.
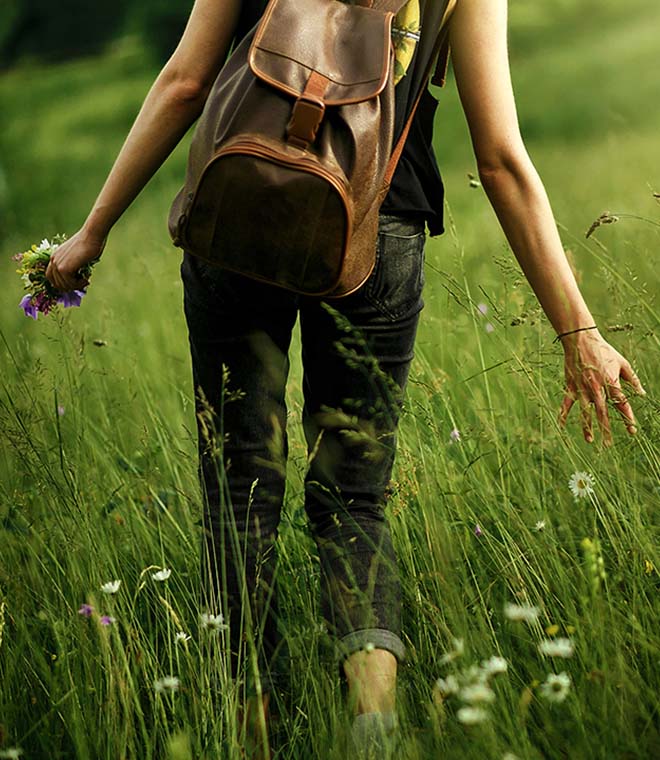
45, 228, 106, 293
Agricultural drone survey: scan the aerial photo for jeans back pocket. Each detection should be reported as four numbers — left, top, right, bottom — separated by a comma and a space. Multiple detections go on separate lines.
364, 216, 426, 321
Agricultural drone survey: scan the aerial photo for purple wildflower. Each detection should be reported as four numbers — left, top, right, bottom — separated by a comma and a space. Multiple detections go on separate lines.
57, 289, 86, 308
477, 303, 488, 315
78, 603, 94, 617
474, 524, 483, 537
100, 615, 116, 626
485, 323, 495, 333
34, 291, 52, 316
19, 295, 39, 320
449, 428, 461, 443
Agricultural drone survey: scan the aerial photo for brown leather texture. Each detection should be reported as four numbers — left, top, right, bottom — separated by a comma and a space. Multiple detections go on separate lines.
168, 0, 455, 298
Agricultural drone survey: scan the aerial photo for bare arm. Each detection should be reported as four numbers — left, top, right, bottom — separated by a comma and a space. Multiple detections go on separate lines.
46, 0, 242, 287
448, 0, 646, 445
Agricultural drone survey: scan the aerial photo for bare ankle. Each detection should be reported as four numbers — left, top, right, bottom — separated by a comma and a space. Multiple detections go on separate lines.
343, 648, 397, 715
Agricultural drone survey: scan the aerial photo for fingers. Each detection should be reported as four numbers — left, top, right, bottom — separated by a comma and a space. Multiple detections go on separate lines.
591, 385, 612, 447
578, 390, 594, 444
606, 380, 637, 436
45, 256, 87, 293
562, 379, 642, 445
558, 391, 575, 428
560, 343, 645, 446
620, 361, 647, 397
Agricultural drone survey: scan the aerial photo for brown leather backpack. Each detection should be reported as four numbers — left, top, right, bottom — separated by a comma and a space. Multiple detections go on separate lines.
168, 0, 456, 298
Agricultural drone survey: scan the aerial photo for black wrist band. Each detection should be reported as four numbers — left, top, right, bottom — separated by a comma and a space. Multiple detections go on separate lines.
553, 325, 598, 344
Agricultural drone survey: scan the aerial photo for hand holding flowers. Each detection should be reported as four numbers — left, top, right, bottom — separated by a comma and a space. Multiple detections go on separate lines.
44, 227, 106, 292
15, 231, 104, 319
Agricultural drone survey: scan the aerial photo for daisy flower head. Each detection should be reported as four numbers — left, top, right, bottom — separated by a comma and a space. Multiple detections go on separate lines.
457, 706, 489, 725
459, 683, 496, 704
175, 631, 191, 644
568, 471, 595, 500
481, 655, 508, 678
439, 636, 464, 665
154, 675, 181, 693
504, 602, 540, 624
539, 671, 571, 703
538, 637, 574, 659
0, 749, 24, 759
533, 519, 547, 532
434, 674, 460, 697
200, 612, 228, 632
152, 568, 172, 582
100, 579, 121, 595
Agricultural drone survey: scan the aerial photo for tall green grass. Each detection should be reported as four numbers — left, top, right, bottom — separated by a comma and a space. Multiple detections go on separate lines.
1, 1, 659, 757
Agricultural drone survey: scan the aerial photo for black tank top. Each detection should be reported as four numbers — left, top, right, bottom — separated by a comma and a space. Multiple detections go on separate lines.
233, 0, 446, 236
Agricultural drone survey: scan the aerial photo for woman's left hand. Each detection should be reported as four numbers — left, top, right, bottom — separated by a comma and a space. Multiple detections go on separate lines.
45, 228, 106, 292
558, 330, 647, 446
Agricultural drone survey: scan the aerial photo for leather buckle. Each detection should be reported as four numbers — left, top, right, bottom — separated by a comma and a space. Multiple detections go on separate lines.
287, 95, 326, 150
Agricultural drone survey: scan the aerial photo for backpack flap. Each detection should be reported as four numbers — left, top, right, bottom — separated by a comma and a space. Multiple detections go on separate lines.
248, 0, 394, 107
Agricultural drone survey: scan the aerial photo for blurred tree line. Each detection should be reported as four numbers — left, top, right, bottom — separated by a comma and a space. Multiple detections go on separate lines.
0, 0, 616, 70
0, 0, 193, 68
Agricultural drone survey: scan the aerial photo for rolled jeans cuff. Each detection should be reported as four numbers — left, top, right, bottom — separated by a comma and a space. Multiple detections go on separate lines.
337, 628, 406, 663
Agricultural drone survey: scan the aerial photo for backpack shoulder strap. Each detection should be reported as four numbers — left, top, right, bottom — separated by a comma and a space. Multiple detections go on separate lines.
383, 0, 456, 188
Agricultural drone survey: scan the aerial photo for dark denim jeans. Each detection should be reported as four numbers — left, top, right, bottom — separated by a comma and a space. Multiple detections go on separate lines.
180, 213, 425, 695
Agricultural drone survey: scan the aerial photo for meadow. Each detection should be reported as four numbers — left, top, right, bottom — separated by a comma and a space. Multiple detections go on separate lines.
1, 0, 659, 757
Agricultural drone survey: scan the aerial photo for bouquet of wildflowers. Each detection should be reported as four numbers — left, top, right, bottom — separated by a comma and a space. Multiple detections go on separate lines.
14, 236, 95, 319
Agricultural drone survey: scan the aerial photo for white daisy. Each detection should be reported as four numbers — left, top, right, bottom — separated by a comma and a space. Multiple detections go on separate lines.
538, 637, 574, 659
568, 471, 595, 499
456, 706, 489, 725
154, 675, 180, 693
434, 675, 460, 697
439, 636, 464, 665
463, 664, 488, 684
533, 520, 547, 532
100, 579, 121, 595
539, 671, 571, 703
152, 568, 172, 582
200, 612, 228, 631
503, 602, 540, 623
36, 239, 52, 252
481, 655, 508, 677
175, 631, 191, 643
460, 683, 496, 704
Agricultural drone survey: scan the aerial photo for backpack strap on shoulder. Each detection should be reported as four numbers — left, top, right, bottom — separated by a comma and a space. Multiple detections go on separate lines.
383, 0, 456, 189
430, 37, 451, 87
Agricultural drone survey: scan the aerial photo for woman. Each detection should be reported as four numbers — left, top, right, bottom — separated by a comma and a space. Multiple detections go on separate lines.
45, 0, 646, 753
